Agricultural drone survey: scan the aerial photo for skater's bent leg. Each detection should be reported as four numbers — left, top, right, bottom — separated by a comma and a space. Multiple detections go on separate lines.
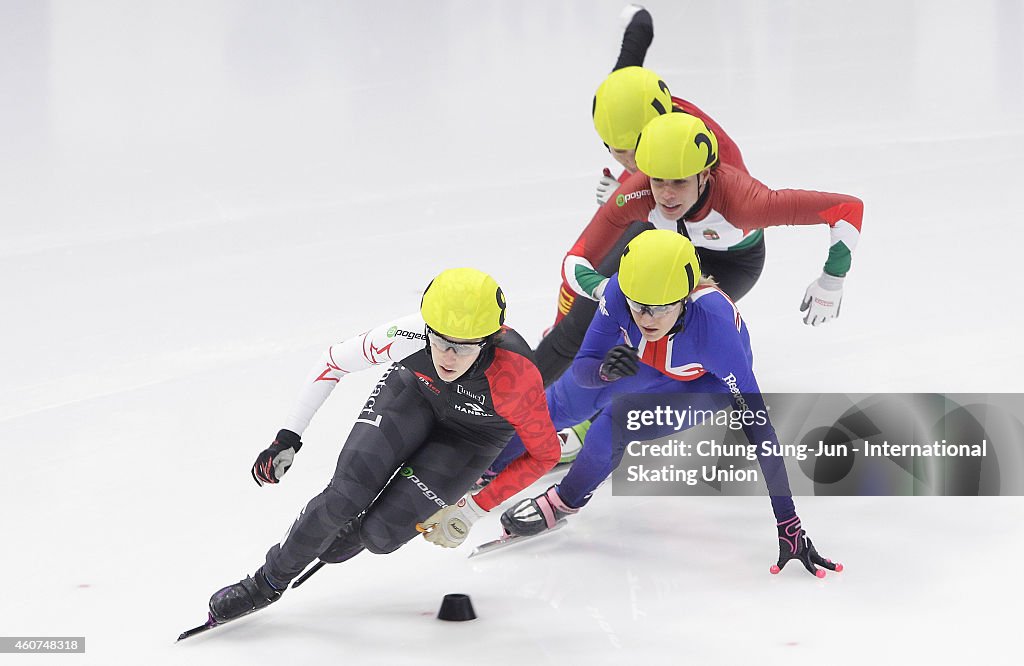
317, 519, 366, 564
534, 300, 594, 387
553, 410, 617, 508
358, 431, 502, 553
263, 366, 435, 585
262, 488, 360, 587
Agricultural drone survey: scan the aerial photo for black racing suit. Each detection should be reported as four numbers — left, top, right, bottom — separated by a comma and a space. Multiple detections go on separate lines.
262, 328, 560, 587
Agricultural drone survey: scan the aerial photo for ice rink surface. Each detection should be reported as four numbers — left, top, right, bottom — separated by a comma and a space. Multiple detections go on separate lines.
2, 1, 1023, 664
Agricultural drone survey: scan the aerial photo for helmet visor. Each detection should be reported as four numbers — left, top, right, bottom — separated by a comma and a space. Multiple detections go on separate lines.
625, 297, 682, 317
425, 326, 486, 357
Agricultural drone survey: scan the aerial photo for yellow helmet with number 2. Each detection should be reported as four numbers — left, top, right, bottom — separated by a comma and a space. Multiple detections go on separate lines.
635, 112, 719, 179
618, 229, 701, 306
421, 268, 506, 339
593, 66, 674, 150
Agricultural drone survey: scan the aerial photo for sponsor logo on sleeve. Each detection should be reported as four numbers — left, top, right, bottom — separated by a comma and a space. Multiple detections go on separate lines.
615, 189, 651, 207
723, 372, 749, 412
387, 326, 427, 341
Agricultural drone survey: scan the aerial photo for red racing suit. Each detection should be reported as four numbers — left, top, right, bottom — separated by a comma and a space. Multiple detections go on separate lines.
558, 97, 748, 319
559, 162, 863, 321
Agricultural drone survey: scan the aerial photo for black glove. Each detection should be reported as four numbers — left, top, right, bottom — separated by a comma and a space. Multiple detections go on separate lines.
771, 516, 843, 578
252, 429, 303, 486
599, 345, 640, 382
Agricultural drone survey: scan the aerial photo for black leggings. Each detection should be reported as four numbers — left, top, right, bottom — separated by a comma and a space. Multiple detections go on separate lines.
533, 226, 766, 387
698, 237, 765, 302
263, 366, 502, 584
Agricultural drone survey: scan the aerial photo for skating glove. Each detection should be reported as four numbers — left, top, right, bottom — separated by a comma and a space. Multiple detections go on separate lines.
771, 515, 843, 578
600, 345, 640, 382
596, 168, 620, 206
417, 494, 487, 548
800, 273, 844, 326
251, 429, 303, 486
621, 4, 649, 26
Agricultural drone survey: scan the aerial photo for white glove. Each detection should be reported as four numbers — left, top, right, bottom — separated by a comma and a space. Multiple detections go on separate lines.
596, 169, 619, 205
591, 277, 610, 301
620, 4, 646, 26
417, 494, 487, 548
800, 273, 844, 326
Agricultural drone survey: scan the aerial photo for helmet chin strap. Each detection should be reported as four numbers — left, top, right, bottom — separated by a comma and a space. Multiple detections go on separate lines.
666, 301, 688, 338
464, 341, 495, 377
679, 172, 711, 222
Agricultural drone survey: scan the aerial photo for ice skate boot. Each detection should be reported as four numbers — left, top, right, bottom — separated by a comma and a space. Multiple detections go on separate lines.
500, 485, 579, 537
208, 567, 284, 624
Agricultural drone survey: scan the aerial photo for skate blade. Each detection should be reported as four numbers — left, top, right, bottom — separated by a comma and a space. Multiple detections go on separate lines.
177, 603, 264, 642
468, 519, 567, 559
177, 613, 218, 642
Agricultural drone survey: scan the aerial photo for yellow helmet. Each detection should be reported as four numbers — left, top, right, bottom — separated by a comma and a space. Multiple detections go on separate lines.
635, 112, 719, 179
421, 268, 506, 339
592, 66, 673, 150
618, 229, 701, 305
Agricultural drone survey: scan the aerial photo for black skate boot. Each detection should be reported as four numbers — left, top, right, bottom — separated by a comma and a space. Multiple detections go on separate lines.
208, 567, 284, 624
500, 485, 579, 537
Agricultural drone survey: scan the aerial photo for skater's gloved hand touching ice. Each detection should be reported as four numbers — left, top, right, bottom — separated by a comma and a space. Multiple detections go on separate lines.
417, 494, 487, 548
771, 515, 843, 578
251, 429, 303, 486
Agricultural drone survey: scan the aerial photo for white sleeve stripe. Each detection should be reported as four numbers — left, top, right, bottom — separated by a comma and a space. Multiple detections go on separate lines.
830, 219, 861, 252
563, 254, 597, 298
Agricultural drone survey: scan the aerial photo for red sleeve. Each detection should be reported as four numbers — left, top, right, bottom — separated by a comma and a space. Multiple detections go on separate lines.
550, 172, 655, 322
562, 172, 655, 282
473, 348, 560, 511
710, 165, 864, 232
673, 97, 749, 175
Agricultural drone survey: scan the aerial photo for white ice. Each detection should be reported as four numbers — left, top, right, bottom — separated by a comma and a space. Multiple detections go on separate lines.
2, 1, 1023, 664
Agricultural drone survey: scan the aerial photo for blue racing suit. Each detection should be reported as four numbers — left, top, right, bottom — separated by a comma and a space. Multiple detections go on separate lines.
493, 276, 796, 520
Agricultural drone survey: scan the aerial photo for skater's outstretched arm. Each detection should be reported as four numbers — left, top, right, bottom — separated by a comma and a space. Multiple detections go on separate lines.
613, 5, 654, 71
